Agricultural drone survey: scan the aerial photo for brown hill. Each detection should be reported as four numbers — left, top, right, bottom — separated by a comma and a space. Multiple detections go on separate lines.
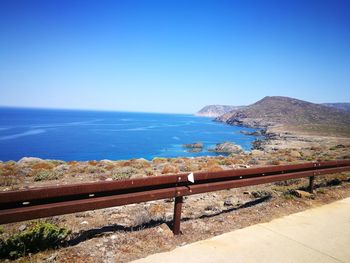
216, 96, 350, 136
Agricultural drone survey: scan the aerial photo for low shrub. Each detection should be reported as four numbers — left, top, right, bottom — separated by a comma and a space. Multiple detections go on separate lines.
251, 190, 271, 198
144, 168, 154, 177
103, 164, 115, 171
152, 157, 168, 164
247, 158, 259, 165
269, 159, 281, 165
161, 164, 179, 174
0, 163, 16, 176
85, 166, 106, 174
33, 170, 60, 181
111, 167, 138, 180
0, 176, 20, 187
0, 223, 70, 259
317, 189, 326, 194
129, 159, 151, 169
67, 161, 78, 166
283, 193, 295, 200
205, 165, 223, 172
327, 178, 342, 186
88, 160, 98, 166
31, 162, 54, 170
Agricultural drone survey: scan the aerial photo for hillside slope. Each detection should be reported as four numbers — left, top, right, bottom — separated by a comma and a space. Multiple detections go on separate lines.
196, 105, 244, 117
322, 103, 350, 112
216, 96, 350, 136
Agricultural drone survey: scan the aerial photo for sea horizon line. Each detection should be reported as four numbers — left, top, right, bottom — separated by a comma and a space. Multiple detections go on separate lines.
0, 105, 194, 116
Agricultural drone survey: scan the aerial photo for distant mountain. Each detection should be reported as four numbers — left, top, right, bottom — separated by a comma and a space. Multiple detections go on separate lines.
322, 103, 350, 112
196, 105, 245, 118
216, 96, 350, 136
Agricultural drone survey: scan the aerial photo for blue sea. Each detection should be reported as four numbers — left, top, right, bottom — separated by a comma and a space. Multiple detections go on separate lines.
0, 107, 259, 161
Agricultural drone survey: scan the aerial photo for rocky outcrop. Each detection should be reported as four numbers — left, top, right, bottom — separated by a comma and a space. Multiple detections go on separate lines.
209, 142, 243, 154
182, 142, 204, 152
240, 130, 263, 136
290, 190, 314, 199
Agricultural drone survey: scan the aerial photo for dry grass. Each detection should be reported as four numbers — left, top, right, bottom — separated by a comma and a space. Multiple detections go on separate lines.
31, 162, 55, 170
161, 164, 179, 174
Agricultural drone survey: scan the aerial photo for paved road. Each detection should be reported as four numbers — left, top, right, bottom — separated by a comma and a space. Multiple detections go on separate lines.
132, 197, 350, 263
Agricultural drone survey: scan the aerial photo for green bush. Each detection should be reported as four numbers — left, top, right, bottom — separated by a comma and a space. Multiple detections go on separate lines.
283, 193, 295, 200
33, 170, 59, 181
111, 167, 138, 180
317, 189, 326, 194
0, 223, 70, 259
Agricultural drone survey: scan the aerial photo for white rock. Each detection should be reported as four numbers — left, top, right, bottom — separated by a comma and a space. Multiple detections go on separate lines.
46, 254, 57, 262
18, 157, 42, 165
18, 224, 27, 231
157, 223, 173, 238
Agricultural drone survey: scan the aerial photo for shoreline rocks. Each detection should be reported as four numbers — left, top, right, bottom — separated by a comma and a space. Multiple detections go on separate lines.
209, 142, 243, 154
182, 142, 204, 153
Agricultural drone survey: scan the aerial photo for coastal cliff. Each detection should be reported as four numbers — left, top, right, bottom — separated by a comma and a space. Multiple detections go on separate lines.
196, 105, 244, 118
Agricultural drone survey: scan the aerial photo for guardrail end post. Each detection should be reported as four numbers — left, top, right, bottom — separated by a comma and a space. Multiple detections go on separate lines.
172, 196, 183, 235
309, 176, 315, 193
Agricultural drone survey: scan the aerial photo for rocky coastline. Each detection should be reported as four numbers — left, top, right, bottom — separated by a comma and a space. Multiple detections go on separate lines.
228, 119, 350, 153
221, 119, 350, 153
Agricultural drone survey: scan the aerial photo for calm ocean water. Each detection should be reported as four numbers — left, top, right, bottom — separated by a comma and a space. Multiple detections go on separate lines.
0, 107, 259, 161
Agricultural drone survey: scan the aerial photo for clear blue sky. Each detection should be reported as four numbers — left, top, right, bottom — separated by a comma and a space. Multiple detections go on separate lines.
0, 0, 349, 113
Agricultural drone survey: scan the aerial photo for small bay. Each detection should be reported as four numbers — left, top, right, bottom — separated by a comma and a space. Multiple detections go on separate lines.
0, 107, 259, 161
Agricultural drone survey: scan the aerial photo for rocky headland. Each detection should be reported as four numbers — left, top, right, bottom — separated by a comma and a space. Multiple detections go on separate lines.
196, 105, 245, 117
208, 142, 243, 154
215, 96, 350, 151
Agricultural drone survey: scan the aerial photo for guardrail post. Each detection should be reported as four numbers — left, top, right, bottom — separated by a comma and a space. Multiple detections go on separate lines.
309, 176, 315, 193
172, 196, 183, 235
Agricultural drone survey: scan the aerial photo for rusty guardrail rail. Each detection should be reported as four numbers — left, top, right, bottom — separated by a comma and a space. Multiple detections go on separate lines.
1, 160, 350, 234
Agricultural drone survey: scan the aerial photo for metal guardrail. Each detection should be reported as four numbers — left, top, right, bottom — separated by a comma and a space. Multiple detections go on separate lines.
1, 160, 350, 234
